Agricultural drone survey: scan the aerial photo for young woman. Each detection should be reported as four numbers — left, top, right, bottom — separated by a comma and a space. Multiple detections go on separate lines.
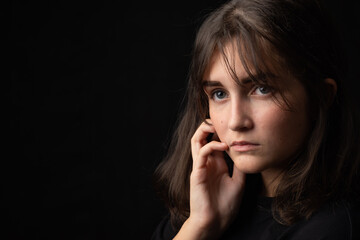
153, 0, 360, 239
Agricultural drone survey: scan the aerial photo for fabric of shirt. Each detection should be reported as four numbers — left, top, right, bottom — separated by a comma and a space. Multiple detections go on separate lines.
152, 197, 360, 240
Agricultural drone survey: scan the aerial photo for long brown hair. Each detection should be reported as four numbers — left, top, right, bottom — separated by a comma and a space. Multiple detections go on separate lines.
154, 0, 360, 227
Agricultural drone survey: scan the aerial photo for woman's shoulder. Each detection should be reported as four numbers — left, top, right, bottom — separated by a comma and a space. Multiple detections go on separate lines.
150, 200, 360, 240
283, 200, 360, 240
151, 214, 177, 240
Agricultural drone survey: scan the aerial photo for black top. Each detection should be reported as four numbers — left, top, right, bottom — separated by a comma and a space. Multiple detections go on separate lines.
152, 197, 360, 240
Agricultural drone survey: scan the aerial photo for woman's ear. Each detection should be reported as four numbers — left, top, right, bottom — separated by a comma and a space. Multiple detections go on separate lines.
324, 78, 337, 107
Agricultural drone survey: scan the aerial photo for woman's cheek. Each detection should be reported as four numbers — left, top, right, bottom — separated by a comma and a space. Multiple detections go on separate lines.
209, 110, 227, 141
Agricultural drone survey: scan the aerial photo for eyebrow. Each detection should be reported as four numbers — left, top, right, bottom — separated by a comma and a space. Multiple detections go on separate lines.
202, 72, 277, 88
202, 76, 253, 87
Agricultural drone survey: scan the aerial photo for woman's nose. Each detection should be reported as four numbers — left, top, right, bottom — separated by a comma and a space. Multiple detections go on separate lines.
228, 98, 254, 131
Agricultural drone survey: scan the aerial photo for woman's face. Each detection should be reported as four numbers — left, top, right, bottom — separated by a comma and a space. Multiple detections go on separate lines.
202, 49, 311, 180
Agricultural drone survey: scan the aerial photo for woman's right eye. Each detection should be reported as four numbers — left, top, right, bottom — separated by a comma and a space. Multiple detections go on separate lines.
212, 90, 228, 101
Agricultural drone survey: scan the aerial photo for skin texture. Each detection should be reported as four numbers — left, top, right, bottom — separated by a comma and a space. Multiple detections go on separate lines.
174, 47, 311, 239
203, 48, 311, 195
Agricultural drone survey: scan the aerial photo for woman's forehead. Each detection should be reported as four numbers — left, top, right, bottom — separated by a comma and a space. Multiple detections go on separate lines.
203, 49, 250, 82
203, 46, 284, 84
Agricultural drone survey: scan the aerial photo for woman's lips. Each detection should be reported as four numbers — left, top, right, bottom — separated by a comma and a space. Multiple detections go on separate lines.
230, 141, 260, 152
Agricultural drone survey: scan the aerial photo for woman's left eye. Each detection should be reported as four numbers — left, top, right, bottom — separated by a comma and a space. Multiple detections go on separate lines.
212, 90, 227, 101
253, 86, 272, 95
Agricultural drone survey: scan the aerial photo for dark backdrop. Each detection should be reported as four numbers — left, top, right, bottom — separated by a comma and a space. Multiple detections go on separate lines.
7, 0, 360, 239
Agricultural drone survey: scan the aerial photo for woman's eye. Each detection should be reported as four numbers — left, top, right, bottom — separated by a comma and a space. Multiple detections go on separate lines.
253, 86, 271, 95
212, 90, 227, 101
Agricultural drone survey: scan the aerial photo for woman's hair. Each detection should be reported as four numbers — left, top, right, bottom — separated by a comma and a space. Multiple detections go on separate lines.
154, 0, 360, 227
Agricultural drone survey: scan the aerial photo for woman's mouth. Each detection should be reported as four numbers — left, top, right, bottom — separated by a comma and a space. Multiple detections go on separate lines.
230, 141, 260, 152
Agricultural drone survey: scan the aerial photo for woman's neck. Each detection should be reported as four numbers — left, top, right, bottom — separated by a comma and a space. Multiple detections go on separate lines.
261, 169, 283, 197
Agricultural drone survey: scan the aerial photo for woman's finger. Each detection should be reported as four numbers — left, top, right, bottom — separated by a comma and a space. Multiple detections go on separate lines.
194, 141, 228, 169
191, 120, 215, 160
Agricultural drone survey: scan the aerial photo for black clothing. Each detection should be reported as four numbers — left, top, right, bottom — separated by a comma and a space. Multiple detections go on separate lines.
152, 197, 360, 240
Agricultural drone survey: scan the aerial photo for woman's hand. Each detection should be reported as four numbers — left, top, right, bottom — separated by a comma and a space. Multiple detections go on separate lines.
174, 119, 246, 240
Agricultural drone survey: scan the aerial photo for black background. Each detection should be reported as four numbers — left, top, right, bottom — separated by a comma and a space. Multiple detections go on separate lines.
7, 0, 360, 239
